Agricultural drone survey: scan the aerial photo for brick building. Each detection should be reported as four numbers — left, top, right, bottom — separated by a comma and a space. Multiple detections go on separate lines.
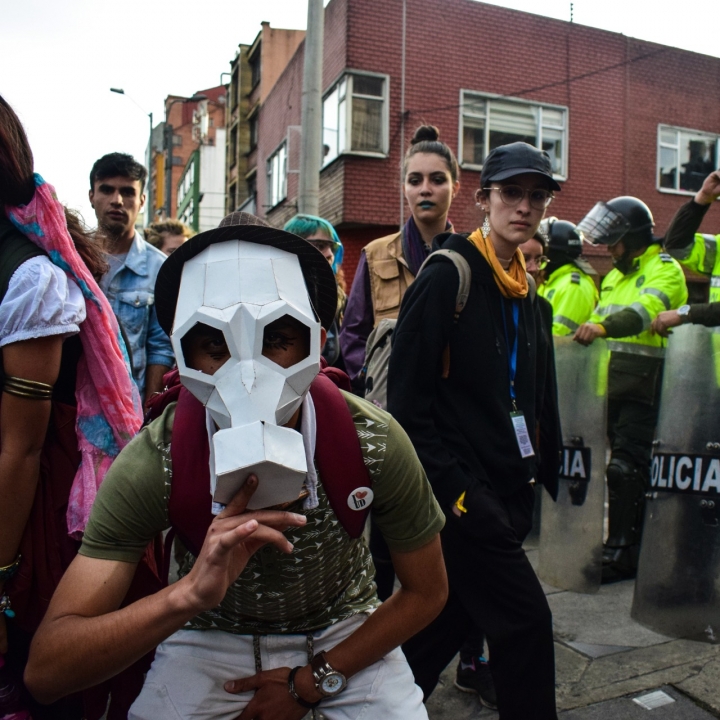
248, 0, 720, 289
147, 85, 227, 225
224, 23, 306, 215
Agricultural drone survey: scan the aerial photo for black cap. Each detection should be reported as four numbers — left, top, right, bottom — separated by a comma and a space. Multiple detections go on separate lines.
155, 212, 338, 336
481, 142, 561, 191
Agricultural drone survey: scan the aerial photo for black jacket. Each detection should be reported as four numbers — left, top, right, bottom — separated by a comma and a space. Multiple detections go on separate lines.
388, 232, 560, 510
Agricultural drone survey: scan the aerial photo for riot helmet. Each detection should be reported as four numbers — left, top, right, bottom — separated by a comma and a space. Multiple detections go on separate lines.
577, 197, 654, 249
541, 217, 584, 258
577, 196, 655, 274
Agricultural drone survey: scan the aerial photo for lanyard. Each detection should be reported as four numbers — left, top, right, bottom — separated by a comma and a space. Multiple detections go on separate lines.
501, 300, 520, 409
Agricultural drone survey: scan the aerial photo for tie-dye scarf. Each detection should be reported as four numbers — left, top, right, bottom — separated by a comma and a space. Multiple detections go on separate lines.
6, 174, 143, 537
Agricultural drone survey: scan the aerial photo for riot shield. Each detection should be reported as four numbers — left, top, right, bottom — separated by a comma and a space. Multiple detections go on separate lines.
632, 325, 720, 642
538, 337, 608, 593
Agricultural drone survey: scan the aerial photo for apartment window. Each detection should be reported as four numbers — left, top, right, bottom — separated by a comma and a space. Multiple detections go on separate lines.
240, 176, 257, 214
267, 142, 287, 207
229, 128, 237, 169
250, 51, 261, 89
322, 72, 388, 166
177, 157, 195, 208
249, 116, 258, 150
228, 182, 237, 213
658, 125, 718, 194
460, 91, 568, 179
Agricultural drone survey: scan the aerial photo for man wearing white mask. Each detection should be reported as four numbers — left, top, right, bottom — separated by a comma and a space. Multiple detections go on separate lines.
25, 212, 447, 720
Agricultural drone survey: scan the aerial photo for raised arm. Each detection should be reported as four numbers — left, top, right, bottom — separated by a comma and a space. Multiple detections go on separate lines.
664, 170, 720, 258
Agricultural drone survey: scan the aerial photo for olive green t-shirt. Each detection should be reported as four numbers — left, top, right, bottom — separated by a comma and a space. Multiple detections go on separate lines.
80, 391, 444, 634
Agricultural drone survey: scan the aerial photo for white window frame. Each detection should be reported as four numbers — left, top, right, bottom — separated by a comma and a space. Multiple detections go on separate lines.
322, 70, 389, 168
657, 124, 719, 196
459, 90, 569, 181
266, 141, 287, 208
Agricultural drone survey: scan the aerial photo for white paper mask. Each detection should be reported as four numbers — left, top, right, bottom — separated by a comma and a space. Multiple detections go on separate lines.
171, 240, 322, 509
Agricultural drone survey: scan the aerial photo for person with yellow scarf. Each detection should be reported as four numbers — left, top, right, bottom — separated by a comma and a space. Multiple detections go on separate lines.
388, 143, 562, 720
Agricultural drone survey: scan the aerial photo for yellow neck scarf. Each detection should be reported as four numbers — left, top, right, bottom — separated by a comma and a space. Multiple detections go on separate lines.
468, 228, 529, 299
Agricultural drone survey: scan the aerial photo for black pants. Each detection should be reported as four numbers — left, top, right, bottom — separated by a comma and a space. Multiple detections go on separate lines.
607, 396, 660, 474
370, 514, 487, 656
403, 482, 557, 720
607, 353, 663, 474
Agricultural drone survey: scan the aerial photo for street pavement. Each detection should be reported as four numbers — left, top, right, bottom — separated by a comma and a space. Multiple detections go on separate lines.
424, 543, 720, 719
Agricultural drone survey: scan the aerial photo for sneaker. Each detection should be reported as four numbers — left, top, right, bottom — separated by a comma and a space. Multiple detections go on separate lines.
454, 659, 498, 710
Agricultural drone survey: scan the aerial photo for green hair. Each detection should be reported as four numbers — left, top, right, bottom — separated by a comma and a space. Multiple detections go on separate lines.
283, 214, 343, 272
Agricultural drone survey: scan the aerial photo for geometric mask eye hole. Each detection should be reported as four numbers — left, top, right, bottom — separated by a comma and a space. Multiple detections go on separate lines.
179, 322, 231, 375
261, 314, 311, 370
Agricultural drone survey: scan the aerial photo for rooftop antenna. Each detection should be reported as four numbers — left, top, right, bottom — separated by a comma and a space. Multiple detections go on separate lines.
570, 2, 574, 22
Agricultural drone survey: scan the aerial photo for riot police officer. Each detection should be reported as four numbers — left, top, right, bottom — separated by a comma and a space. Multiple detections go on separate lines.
537, 218, 598, 336
574, 197, 688, 582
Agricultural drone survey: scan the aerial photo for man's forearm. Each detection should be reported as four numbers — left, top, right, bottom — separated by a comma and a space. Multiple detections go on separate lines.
600, 308, 644, 338
687, 302, 720, 327
26, 562, 200, 704
293, 536, 447, 701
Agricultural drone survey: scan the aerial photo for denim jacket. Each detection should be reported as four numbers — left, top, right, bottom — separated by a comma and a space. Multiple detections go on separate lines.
99, 232, 174, 395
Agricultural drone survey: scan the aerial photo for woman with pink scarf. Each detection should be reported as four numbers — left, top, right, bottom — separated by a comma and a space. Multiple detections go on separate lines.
0, 96, 148, 719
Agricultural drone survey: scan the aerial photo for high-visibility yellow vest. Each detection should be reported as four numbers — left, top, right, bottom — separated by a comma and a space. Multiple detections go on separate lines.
670, 232, 720, 384
538, 263, 598, 336
590, 244, 688, 357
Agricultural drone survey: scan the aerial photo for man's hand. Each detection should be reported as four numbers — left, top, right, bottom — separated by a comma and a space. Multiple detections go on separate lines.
226, 667, 316, 720
179, 475, 307, 614
651, 309, 683, 337
573, 323, 606, 346
696, 170, 720, 206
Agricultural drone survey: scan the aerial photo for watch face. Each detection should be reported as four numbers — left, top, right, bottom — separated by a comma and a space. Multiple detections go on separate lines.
320, 672, 346, 695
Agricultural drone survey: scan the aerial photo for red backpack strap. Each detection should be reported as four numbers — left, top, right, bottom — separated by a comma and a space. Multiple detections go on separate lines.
168, 387, 214, 557
144, 368, 182, 425
311, 372, 372, 538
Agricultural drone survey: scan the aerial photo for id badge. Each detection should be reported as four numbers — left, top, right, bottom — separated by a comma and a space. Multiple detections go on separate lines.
510, 411, 535, 459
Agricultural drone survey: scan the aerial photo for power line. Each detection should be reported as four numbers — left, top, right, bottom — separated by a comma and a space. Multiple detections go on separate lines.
405, 47, 667, 117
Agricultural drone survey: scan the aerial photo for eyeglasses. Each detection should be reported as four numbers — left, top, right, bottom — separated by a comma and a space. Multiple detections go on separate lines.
483, 185, 555, 211
524, 255, 549, 270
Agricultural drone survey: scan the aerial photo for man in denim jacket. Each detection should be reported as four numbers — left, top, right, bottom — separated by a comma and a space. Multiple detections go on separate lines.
90, 153, 174, 402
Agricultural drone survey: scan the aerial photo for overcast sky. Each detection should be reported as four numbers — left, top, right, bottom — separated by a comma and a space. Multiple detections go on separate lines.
2, 0, 718, 225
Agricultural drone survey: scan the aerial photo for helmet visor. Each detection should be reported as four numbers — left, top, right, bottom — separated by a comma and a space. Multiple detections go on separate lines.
577, 202, 631, 246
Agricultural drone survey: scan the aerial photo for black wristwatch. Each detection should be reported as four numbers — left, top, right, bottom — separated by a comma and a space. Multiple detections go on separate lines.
310, 651, 347, 697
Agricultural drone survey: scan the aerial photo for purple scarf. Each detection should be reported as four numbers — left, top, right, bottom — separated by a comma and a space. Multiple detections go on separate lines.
401, 216, 452, 277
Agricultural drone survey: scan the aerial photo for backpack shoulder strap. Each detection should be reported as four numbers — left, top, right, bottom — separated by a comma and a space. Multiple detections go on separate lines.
526, 273, 537, 302
311, 371, 373, 539
418, 248, 472, 322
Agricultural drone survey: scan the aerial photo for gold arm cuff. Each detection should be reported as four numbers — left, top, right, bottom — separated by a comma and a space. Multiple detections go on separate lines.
4, 375, 54, 400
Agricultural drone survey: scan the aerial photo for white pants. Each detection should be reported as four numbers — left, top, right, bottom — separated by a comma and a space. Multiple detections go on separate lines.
128, 614, 427, 720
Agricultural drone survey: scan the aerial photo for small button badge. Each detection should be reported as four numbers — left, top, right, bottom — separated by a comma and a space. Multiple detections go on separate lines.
347, 487, 374, 511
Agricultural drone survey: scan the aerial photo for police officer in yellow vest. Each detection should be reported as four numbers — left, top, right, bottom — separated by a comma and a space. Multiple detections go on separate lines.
574, 197, 688, 582
537, 218, 598, 336
663, 169, 720, 301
